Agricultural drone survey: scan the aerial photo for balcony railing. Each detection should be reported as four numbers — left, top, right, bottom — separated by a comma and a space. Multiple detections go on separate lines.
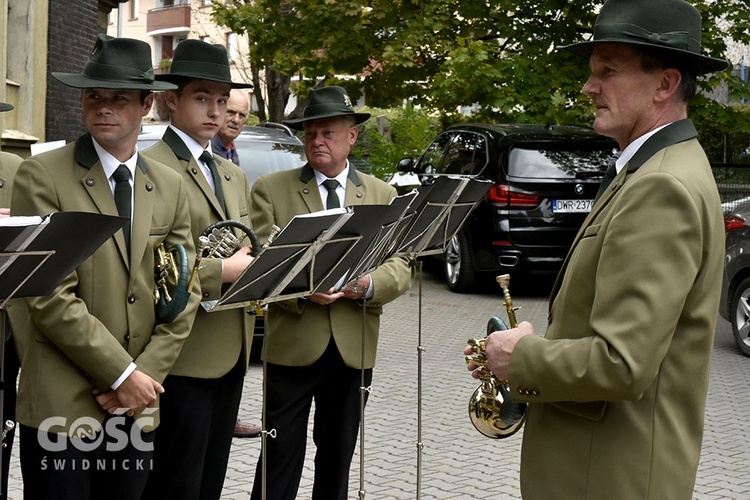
146, 5, 191, 34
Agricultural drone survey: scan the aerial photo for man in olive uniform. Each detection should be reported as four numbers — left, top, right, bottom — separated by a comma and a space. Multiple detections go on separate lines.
10, 34, 199, 500
141, 39, 257, 500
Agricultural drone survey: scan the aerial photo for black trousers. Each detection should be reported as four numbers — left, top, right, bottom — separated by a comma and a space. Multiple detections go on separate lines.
19, 416, 154, 500
141, 356, 244, 500
1, 334, 19, 500
251, 339, 372, 500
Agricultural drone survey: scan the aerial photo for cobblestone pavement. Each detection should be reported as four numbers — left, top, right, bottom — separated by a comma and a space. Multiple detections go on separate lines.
6, 269, 750, 499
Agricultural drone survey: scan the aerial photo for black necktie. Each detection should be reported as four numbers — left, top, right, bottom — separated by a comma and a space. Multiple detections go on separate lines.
322, 179, 340, 209
113, 164, 132, 249
200, 150, 227, 214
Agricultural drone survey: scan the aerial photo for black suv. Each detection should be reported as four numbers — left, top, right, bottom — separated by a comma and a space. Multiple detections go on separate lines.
395, 123, 618, 292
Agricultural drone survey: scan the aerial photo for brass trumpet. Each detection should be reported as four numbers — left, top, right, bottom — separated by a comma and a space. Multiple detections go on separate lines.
465, 274, 527, 438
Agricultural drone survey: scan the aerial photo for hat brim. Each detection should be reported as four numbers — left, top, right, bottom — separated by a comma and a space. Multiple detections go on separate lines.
559, 40, 729, 75
284, 112, 371, 131
0, 102, 13, 112
155, 73, 253, 89
52, 72, 178, 91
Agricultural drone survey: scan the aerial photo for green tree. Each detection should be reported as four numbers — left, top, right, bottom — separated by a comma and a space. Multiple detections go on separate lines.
213, 0, 750, 159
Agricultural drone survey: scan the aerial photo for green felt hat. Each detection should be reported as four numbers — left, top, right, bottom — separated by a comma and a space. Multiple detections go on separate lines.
560, 0, 728, 75
52, 34, 177, 91
0, 102, 12, 112
284, 86, 371, 130
156, 39, 253, 89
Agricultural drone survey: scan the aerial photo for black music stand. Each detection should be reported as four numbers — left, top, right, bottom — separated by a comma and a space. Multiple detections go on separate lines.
391, 175, 493, 499
0, 211, 126, 499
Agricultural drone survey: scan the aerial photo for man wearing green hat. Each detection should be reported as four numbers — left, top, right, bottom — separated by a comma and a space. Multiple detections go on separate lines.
140, 38, 257, 500
467, 0, 727, 498
9, 34, 199, 499
249, 85, 415, 500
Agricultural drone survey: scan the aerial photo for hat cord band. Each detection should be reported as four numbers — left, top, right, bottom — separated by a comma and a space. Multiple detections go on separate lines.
83, 61, 155, 84
169, 60, 231, 80
595, 23, 696, 52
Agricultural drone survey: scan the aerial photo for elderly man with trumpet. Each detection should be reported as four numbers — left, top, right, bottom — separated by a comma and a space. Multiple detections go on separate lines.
140, 39, 257, 500
466, 0, 727, 498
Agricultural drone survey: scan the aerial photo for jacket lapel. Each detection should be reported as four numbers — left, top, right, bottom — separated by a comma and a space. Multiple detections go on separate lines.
76, 134, 130, 267
129, 155, 153, 275
163, 127, 226, 219
548, 119, 699, 311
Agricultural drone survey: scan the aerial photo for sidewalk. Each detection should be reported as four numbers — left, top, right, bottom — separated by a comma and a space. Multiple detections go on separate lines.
7, 270, 750, 498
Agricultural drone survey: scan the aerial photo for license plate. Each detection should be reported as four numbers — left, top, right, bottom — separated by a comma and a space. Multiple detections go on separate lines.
552, 199, 594, 213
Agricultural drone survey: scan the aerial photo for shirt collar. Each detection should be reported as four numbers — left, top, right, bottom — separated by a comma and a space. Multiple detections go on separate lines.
169, 124, 210, 164
92, 137, 138, 180
313, 162, 350, 188
615, 123, 671, 174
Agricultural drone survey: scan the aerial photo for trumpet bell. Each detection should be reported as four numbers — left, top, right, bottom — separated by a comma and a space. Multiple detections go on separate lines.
468, 382, 526, 439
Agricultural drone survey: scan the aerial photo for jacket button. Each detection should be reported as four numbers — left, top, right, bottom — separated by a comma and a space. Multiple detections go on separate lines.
124, 333, 130, 342
532, 389, 539, 396
517, 387, 525, 395
127, 295, 136, 304
203, 292, 210, 298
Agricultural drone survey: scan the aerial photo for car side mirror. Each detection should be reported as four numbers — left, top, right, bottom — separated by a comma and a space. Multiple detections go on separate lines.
397, 157, 415, 172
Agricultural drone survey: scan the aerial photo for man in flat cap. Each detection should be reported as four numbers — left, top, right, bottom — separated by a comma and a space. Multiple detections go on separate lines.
140, 39, 257, 500
249, 85, 415, 500
466, 1, 728, 498
10, 34, 199, 499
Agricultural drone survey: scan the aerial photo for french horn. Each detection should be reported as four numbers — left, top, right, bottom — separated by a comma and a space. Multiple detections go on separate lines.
465, 274, 527, 438
154, 242, 192, 324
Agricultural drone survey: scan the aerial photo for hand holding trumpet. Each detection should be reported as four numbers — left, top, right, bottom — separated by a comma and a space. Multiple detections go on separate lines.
465, 322, 535, 381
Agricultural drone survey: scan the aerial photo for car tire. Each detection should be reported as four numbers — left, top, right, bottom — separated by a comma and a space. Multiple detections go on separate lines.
444, 228, 477, 293
730, 276, 750, 357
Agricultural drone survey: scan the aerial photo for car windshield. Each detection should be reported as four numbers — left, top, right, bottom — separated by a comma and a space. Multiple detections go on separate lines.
508, 145, 615, 179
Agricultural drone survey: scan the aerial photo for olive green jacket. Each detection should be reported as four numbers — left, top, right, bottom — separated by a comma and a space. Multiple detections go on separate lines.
509, 120, 724, 499
251, 164, 415, 369
11, 135, 200, 433
142, 127, 254, 378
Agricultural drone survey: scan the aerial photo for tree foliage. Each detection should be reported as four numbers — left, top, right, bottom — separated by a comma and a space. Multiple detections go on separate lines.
213, 0, 750, 162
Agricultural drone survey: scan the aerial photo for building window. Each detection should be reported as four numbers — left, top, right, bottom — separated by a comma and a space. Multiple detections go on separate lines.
202, 0, 213, 6
129, 0, 139, 20
226, 32, 238, 63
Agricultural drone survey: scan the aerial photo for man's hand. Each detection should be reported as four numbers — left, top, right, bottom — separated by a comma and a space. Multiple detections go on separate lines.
221, 245, 255, 283
0, 208, 10, 218
308, 289, 344, 305
111, 370, 164, 417
92, 387, 125, 414
464, 321, 535, 381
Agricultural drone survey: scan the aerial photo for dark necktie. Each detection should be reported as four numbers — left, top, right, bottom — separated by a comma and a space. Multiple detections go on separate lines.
113, 164, 132, 249
322, 179, 340, 209
200, 150, 227, 214
593, 155, 620, 204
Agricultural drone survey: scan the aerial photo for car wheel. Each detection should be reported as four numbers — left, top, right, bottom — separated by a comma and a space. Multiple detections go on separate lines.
444, 228, 477, 293
730, 277, 750, 357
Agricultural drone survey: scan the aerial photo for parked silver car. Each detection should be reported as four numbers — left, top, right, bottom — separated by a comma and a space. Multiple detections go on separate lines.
137, 121, 307, 187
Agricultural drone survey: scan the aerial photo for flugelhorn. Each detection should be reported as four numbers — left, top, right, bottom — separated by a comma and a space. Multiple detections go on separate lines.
154, 242, 191, 324
201, 220, 262, 258
465, 274, 527, 438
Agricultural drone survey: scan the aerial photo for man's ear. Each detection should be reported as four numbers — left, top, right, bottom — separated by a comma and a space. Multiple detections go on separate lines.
655, 68, 682, 102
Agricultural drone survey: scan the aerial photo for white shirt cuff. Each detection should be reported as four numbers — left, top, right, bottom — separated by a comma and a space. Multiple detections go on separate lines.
111, 362, 137, 390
